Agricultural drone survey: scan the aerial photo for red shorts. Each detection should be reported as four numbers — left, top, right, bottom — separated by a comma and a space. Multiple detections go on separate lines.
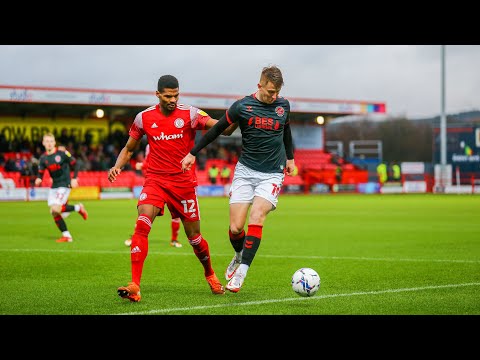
137, 178, 201, 222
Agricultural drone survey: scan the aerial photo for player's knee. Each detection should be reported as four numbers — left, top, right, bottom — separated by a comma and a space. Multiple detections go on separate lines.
187, 234, 202, 246
184, 228, 200, 240
229, 224, 244, 234
134, 214, 152, 237
50, 206, 61, 216
183, 221, 201, 240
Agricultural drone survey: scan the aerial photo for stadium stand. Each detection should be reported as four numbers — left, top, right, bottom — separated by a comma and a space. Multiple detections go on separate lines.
0, 147, 368, 194
293, 149, 368, 191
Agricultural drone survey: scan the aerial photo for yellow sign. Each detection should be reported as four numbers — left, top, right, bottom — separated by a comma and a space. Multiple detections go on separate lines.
0, 116, 111, 145
70, 186, 100, 200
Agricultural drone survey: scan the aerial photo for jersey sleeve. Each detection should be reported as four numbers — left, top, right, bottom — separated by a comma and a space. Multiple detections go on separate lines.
225, 99, 241, 124
37, 155, 46, 179
284, 98, 291, 125
190, 106, 211, 130
64, 150, 79, 178
129, 112, 146, 140
64, 150, 76, 166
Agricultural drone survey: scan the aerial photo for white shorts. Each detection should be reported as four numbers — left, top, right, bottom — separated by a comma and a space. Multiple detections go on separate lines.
47, 187, 71, 207
229, 162, 284, 208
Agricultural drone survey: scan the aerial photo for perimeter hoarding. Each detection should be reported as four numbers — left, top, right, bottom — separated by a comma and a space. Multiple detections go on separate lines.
0, 116, 110, 145
433, 127, 480, 174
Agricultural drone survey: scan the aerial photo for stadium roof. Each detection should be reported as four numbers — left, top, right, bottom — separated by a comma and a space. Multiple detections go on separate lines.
0, 84, 386, 121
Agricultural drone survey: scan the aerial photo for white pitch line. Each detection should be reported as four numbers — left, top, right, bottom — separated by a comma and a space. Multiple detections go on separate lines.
114, 282, 480, 315
1, 248, 479, 264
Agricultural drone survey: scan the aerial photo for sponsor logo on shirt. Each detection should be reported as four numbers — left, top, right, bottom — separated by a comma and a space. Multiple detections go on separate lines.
248, 117, 280, 130
152, 132, 184, 141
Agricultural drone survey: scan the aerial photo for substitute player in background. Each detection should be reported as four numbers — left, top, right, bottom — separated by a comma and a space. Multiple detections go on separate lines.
109, 74, 237, 302
125, 143, 182, 248
35, 133, 88, 243
181, 65, 295, 293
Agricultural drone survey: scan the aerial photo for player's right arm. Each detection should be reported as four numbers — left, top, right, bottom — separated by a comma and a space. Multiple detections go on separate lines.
205, 117, 238, 136
182, 100, 240, 171
35, 156, 46, 186
108, 136, 140, 182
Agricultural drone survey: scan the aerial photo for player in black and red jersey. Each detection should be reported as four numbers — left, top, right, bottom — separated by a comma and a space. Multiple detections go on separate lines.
181, 65, 296, 293
35, 133, 88, 243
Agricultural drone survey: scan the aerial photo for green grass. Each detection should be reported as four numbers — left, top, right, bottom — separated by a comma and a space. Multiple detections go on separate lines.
1, 194, 479, 315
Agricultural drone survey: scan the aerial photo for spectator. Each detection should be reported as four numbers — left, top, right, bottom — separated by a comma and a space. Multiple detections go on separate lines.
196, 148, 207, 171
208, 164, 219, 184
220, 165, 231, 185
20, 159, 35, 187
58, 129, 73, 147
377, 162, 388, 184
391, 161, 401, 182
335, 164, 342, 184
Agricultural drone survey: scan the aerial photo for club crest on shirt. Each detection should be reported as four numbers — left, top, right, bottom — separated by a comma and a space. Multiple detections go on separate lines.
275, 106, 285, 117
55, 155, 61, 163
174, 118, 185, 128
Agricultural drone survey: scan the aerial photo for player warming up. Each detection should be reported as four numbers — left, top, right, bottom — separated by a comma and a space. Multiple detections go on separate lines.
109, 74, 237, 302
35, 133, 88, 243
181, 65, 295, 293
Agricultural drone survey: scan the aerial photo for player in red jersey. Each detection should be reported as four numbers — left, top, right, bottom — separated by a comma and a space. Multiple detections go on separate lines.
108, 75, 237, 302
124, 144, 183, 248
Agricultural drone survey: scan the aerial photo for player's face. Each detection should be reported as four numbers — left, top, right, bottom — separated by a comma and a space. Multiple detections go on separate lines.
257, 80, 281, 104
42, 136, 56, 152
156, 88, 179, 114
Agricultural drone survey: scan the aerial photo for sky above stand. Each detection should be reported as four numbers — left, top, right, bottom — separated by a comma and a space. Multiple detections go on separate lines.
1, 45, 479, 119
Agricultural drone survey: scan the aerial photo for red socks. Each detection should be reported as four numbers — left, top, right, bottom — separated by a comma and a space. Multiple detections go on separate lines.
130, 214, 152, 286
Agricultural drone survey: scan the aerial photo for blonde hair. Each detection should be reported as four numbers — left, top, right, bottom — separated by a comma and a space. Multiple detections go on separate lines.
260, 65, 284, 89
43, 132, 55, 140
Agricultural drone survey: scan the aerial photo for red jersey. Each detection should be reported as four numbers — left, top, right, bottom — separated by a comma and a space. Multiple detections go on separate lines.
129, 103, 210, 187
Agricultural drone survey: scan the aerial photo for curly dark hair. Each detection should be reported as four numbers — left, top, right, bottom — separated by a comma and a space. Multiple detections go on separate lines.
157, 75, 179, 92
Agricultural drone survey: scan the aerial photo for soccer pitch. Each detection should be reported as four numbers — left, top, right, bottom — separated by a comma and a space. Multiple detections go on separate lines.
0, 194, 479, 315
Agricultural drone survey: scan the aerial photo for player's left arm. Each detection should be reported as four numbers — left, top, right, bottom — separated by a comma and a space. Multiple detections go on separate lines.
66, 150, 80, 188
283, 121, 295, 176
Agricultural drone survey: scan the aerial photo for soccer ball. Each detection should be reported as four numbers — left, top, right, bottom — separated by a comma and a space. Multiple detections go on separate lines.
291, 268, 321, 297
